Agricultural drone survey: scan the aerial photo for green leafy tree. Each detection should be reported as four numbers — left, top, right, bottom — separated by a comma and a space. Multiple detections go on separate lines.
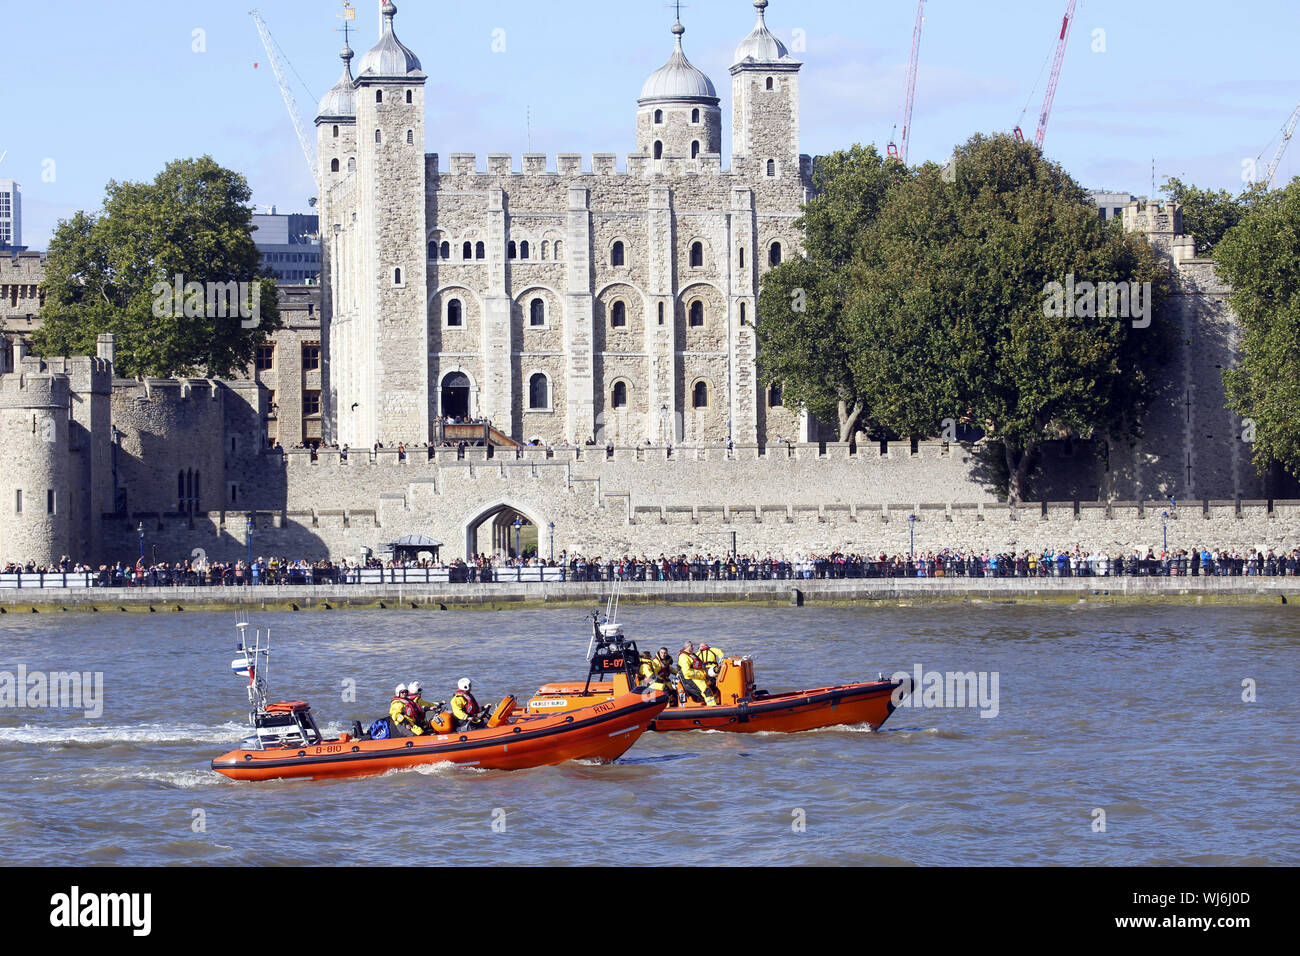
1160, 176, 1267, 258
1217, 178, 1300, 481
32, 156, 280, 378
755, 145, 903, 441
854, 134, 1172, 501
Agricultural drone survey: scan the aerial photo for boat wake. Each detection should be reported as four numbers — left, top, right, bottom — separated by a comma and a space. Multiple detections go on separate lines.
0, 722, 249, 746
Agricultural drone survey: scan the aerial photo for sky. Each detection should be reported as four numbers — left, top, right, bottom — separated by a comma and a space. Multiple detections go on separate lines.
3, 0, 1298, 250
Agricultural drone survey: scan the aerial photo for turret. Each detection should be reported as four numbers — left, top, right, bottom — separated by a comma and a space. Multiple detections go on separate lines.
637, 18, 722, 163
730, 0, 802, 178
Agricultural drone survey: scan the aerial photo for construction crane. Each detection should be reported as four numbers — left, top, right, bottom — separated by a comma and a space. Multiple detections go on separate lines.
251, 9, 318, 186
887, 0, 925, 164
1013, 0, 1077, 149
1261, 101, 1300, 187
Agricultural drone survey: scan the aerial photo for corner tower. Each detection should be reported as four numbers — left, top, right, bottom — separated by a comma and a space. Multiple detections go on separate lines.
730, 0, 802, 178
348, 0, 428, 447
637, 18, 722, 162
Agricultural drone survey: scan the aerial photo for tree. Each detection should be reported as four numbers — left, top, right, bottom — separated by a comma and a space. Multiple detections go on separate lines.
1160, 176, 1266, 258
854, 134, 1172, 501
32, 157, 280, 378
1217, 179, 1300, 482
755, 145, 903, 441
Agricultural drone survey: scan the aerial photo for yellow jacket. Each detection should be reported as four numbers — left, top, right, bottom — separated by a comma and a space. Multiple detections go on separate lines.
451, 691, 480, 722
390, 695, 425, 735
678, 652, 705, 682
698, 647, 725, 668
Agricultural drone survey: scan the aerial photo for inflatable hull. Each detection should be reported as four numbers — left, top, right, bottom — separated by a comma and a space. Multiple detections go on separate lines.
211, 691, 667, 781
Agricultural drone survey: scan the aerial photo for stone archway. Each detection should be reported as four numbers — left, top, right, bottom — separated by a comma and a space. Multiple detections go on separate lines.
440, 371, 472, 420
464, 501, 543, 559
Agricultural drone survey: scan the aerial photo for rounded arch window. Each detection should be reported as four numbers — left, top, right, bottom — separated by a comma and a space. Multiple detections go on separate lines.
768, 384, 783, 407
769, 241, 783, 267
691, 141, 700, 159
766, 77, 774, 91
692, 381, 708, 409
654, 141, 663, 160
393, 267, 402, 285
612, 381, 628, 408
654, 109, 663, 124
406, 90, 413, 104
689, 301, 704, 327
376, 90, 383, 103
611, 241, 625, 267
406, 129, 413, 145
475, 242, 485, 259
508, 241, 517, 259
440, 241, 450, 258
427, 240, 437, 259
463, 241, 472, 259
528, 373, 550, 410
690, 242, 703, 268
447, 299, 463, 327
766, 159, 776, 177
332, 124, 339, 138
611, 301, 627, 328
691, 108, 700, 124
529, 298, 545, 327
330, 158, 340, 173
347, 157, 356, 172
520, 241, 530, 260
374, 129, 381, 143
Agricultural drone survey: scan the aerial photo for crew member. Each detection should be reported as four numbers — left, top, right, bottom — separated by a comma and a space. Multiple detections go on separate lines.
677, 642, 715, 705
406, 679, 444, 729
389, 683, 426, 737
698, 643, 726, 702
451, 678, 484, 731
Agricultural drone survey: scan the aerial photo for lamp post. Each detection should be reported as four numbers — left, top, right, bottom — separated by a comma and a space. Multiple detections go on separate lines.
548, 521, 555, 562
1161, 511, 1168, 553
246, 516, 254, 567
137, 521, 144, 562
513, 517, 522, 559
908, 514, 917, 560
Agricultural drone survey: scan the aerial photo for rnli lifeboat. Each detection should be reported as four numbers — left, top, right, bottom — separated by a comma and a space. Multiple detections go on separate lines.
210, 623, 668, 782
523, 615, 908, 734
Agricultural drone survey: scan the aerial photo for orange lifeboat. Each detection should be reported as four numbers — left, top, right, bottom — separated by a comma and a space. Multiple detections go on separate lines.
524, 617, 908, 734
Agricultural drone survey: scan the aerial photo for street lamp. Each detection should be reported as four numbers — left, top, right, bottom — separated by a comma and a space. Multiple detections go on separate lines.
548, 521, 555, 562
908, 514, 917, 560
137, 521, 144, 562
246, 516, 254, 568
1161, 511, 1168, 553
513, 517, 522, 559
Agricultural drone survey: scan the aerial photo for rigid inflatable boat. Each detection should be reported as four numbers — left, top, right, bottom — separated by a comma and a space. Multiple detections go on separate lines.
210, 623, 667, 782
524, 612, 908, 734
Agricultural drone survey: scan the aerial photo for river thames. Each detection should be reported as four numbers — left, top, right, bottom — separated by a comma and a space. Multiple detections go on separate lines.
1, 603, 1295, 866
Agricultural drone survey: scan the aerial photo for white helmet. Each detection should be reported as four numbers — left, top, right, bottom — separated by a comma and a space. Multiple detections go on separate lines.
408, 680, 423, 695
457, 678, 472, 692
394, 683, 407, 696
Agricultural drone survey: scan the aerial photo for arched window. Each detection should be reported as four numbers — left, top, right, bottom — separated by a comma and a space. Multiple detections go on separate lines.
332, 124, 339, 138
376, 90, 383, 103
766, 159, 776, 177
447, 299, 463, 326
769, 242, 782, 267
654, 141, 663, 160
530, 298, 545, 326
689, 301, 704, 327
769, 384, 783, 407
331, 158, 340, 172
739, 246, 745, 269
375, 129, 381, 143
611, 241, 625, 267
554, 241, 564, 260
766, 77, 774, 90
428, 241, 437, 259
740, 301, 748, 324
654, 109, 663, 124
690, 242, 703, 268
612, 381, 628, 408
508, 241, 517, 259
657, 302, 665, 325
692, 108, 700, 123
463, 241, 472, 259
475, 242, 485, 259
611, 301, 627, 327
529, 373, 549, 410
692, 381, 708, 408
347, 157, 356, 172
440, 241, 449, 258
406, 90, 413, 104
691, 141, 700, 158
406, 129, 413, 145
520, 241, 529, 260
393, 267, 402, 285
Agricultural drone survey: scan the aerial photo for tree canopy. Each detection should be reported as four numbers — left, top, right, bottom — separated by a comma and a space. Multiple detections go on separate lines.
32, 156, 280, 378
1160, 176, 1267, 258
756, 133, 1172, 501
1216, 178, 1300, 482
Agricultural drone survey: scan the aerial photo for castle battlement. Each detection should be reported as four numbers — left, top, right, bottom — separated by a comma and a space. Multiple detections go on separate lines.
0, 370, 70, 408
432, 151, 729, 180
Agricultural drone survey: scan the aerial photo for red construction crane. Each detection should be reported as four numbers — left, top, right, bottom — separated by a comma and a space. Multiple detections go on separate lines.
1013, 0, 1077, 149
887, 0, 925, 164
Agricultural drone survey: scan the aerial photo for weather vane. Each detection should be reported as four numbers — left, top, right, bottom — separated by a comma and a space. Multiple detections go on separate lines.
664, 1, 688, 22
337, 0, 356, 45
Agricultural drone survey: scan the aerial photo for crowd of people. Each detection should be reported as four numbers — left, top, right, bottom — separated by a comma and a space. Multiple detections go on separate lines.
7, 545, 1300, 587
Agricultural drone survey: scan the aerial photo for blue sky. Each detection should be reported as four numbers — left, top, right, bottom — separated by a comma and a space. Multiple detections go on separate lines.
4, 0, 1298, 249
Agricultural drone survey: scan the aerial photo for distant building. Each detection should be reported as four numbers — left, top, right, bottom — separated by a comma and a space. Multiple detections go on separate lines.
1089, 189, 1139, 222
252, 211, 320, 285
0, 180, 21, 248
